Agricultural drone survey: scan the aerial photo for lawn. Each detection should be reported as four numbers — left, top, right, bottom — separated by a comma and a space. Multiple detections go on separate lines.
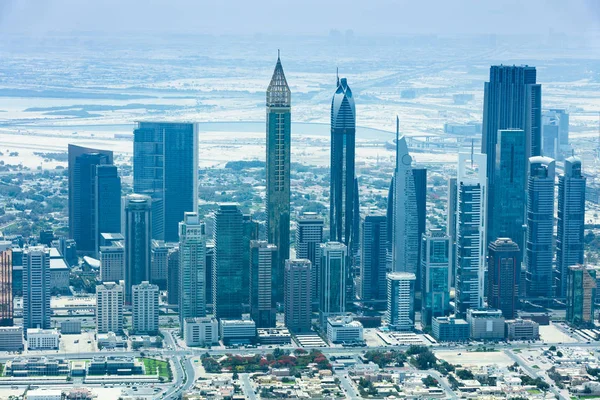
528, 389, 541, 394
140, 358, 172, 380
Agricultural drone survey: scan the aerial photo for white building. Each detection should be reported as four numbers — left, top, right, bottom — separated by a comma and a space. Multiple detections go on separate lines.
466, 308, 505, 340
26, 328, 59, 350
184, 317, 219, 347
132, 281, 159, 335
219, 319, 256, 344
0, 326, 24, 351
386, 272, 416, 331
99, 242, 124, 283
327, 316, 363, 343
96, 282, 124, 334
505, 319, 539, 340
26, 389, 63, 400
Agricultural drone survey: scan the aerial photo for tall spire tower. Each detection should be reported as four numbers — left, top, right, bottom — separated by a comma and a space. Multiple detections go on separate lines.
266, 52, 291, 305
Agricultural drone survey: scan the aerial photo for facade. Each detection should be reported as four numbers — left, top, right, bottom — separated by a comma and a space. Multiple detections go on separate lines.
133, 122, 198, 242
566, 265, 597, 326
326, 316, 364, 343
386, 272, 416, 331
96, 282, 124, 334
26, 328, 59, 350
420, 229, 451, 326
179, 212, 206, 330
0, 242, 12, 326
213, 204, 244, 319
413, 167, 427, 282
319, 242, 347, 324
150, 240, 169, 289
88, 356, 144, 375
26, 390, 63, 400
241, 215, 259, 305
266, 55, 291, 306
455, 153, 487, 316
6, 357, 69, 377
167, 247, 179, 306
132, 281, 159, 335
99, 242, 124, 283
184, 317, 219, 347
94, 164, 122, 255
23, 246, 51, 333
124, 194, 152, 304
49, 257, 70, 291
487, 238, 520, 319
543, 109, 570, 160
249, 241, 277, 328
556, 157, 586, 298
466, 309, 505, 340
295, 212, 324, 302
284, 259, 312, 333
360, 214, 387, 303
526, 157, 555, 298
431, 317, 470, 342
60, 320, 82, 334
0, 326, 24, 351
505, 319, 540, 340
219, 319, 257, 344
447, 177, 457, 287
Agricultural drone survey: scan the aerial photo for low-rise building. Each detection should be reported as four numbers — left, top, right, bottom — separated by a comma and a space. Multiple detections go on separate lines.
60, 320, 82, 334
0, 326, 24, 351
184, 317, 219, 347
49, 257, 70, 290
87, 356, 144, 376
326, 316, 363, 344
27, 328, 60, 350
5, 357, 69, 377
25, 389, 63, 400
466, 308, 505, 340
505, 319, 540, 340
431, 316, 469, 342
97, 332, 127, 349
257, 328, 292, 345
219, 319, 256, 344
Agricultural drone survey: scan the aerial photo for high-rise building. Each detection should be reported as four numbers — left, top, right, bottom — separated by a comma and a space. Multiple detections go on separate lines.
543, 109, 570, 160
455, 152, 487, 316
542, 121, 559, 160
96, 282, 124, 334
150, 240, 168, 290
124, 194, 152, 304
482, 65, 541, 253
167, 247, 180, 306
487, 238, 520, 319
392, 119, 419, 276
133, 122, 198, 242
132, 281, 159, 335
0, 242, 13, 326
242, 215, 259, 306
421, 229, 451, 326
23, 246, 51, 333
284, 259, 312, 333
266, 54, 291, 306
178, 213, 206, 330
413, 166, 427, 284
386, 272, 416, 331
99, 242, 124, 283
319, 242, 347, 324
295, 212, 324, 302
526, 157, 555, 299
556, 157, 586, 298
360, 214, 387, 303
566, 265, 597, 326
447, 177, 457, 286
249, 241, 277, 328
94, 165, 121, 255
213, 204, 244, 319
205, 241, 214, 313
68, 144, 114, 254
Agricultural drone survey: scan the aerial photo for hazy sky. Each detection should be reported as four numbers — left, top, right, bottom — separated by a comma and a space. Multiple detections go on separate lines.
1, 0, 599, 36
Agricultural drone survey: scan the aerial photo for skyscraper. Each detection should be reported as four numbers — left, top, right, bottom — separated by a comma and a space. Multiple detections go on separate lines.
68, 144, 114, 254
284, 259, 312, 333
213, 204, 244, 319
99, 242, 124, 283
487, 238, 520, 319
543, 109, 570, 160
167, 247, 180, 306
455, 152, 487, 316
249, 241, 277, 328
0, 242, 13, 326
482, 65, 541, 249
526, 157, 555, 299
319, 242, 347, 324
386, 272, 416, 331
447, 177, 458, 286
413, 166, 427, 283
133, 122, 198, 242
556, 157, 586, 298
132, 281, 159, 335
360, 214, 387, 304
266, 54, 291, 306
23, 246, 51, 332
566, 265, 597, 326
150, 240, 169, 290
179, 212, 206, 330
295, 212, 324, 302
124, 194, 152, 304
242, 215, 259, 306
96, 282, 124, 334
94, 165, 121, 254
421, 229, 451, 326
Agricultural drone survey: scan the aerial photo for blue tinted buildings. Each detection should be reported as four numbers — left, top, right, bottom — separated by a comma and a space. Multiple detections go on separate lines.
421, 229, 451, 326
487, 237, 520, 319
124, 194, 152, 304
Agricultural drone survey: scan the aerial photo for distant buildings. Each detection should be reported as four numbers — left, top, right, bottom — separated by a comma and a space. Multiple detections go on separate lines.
284, 259, 312, 333
543, 109, 570, 160
23, 246, 51, 333
94, 165, 122, 255
178, 212, 206, 329
386, 272, 416, 331
96, 282, 124, 334
249, 241, 277, 328
124, 194, 152, 304
566, 265, 597, 326
360, 214, 387, 303
295, 212, 324, 303
132, 281, 159, 335
319, 242, 347, 324
0, 242, 12, 326
420, 229, 451, 326
487, 238, 520, 319
466, 309, 505, 340
133, 122, 198, 242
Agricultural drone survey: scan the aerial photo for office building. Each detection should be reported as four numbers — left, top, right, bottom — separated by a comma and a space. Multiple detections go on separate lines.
566, 265, 597, 326
421, 229, 451, 326
295, 212, 324, 302
455, 152, 487, 316
526, 157, 555, 298
360, 214, 387, 303
242, 215, 259, 305
60, 320, 81, 334
543, 109, 570, 160
96, 282, 124, 334
179, 212, 206, 330
249, 241, 277, 328
23, 246, 51, 333
0, 242, 12, 326
219, 319, 257, 344
413, 166, 427, 282
5, 357, 69, 377
124, 194, 152, 304
505, 319, 539, 340
150, 240, 168, 290
326, 316, 363, 344
266, 54, 291, 306
26, 328, 59, 350
432, 317, 469, 342
99, 242, 124, 283
0, 326, 24, 351
466, 308, 505, 340
213, 204, 244, 319
205, 241, 214, 312
133, 122, 198, 242
132, 281, 159, 335
167, 247, 179, 306
319, 242, 347, 324
94, 165, 121, 255
487, 238, 520, 319
184, 317, 219, 347
284, 259, 312, 333
447, 177, 457, 286
386, 272, 416, 331
556, 157, 586, 298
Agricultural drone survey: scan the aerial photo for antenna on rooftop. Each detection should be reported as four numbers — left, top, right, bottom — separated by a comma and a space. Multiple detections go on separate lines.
336, 67, 340, 87
470, 139, 474, 168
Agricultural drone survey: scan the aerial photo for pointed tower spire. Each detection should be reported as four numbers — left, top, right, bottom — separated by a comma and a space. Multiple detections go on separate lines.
336, 67, 340, 87
266, 52, 290, 107
277, 49, 280, 60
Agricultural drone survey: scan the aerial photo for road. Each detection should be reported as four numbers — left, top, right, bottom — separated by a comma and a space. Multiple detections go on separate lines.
334, 369, 361, 399
427, 369, 458, 399
504, 349, 568, 400
240, 373, 258, 400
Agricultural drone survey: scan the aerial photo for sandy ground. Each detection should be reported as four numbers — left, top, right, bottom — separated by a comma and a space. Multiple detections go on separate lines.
434, 349, 515, 367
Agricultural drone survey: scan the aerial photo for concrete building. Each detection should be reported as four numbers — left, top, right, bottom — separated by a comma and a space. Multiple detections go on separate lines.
326, 316, 364, 344
466, 309, 505, 340
5, 357, 69, 377
360, 214, 387, 303
23, 246, 51, 333
26, 328, 59, 350
284, 259, 312, 333
295, 212, 324, 302
431, 317, 469, 342
0, 242, 13, 326
249, 241, 277, 328
124, 194, 152, 305
88, 356, 144, 375
420, 229, 451, 326
219, 319, 256, 344
0, 326, 24, 351
24, 389, 63, 400
505, 319, 540, 340
179, 212, 206, 330
60, 320, 81, 334
150, 240, 169, 290
99, 242, 124, 283
49, 256, 70, 291
132, 281, 159, 335
96, 282, 124, 334
184, 317, 219, 347
167, 247, 179, 306
487, 238, 520, 319
319, 242, 347, 324
566, 264, 597, 326
386, 272, 416, 331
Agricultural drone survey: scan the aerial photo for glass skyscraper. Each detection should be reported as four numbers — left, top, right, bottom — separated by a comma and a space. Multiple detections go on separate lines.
487, 237, 520, 319
23, 246, 51, 333
295, 212, 324, 303
319, 242, 347, 324
124, 194, 152, 304
249, 241, 277, 328
360, 214, 387, 303
421, 229, 451, 326
566, 265, 597, 326
95, 165, 121, 254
